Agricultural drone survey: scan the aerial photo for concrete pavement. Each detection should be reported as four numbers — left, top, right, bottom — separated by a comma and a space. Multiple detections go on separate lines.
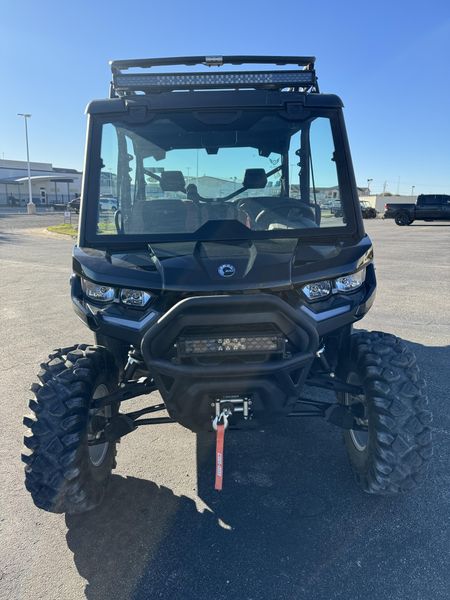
1, 215, 449, 600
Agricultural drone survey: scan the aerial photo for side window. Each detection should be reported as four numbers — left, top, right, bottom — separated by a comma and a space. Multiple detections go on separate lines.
99, 124, 138, 235
100, 124, 118, 197
309, 117, 340, 205
288, 117, 344, 227
99, 125, 137, 205
422, 196, 443, 205
289, 117, 345, 227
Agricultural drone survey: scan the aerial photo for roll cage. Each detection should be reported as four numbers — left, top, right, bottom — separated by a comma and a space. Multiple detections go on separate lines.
78, 56, 364, 247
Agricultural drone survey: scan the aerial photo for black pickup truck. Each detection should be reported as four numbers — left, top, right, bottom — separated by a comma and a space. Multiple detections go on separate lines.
384, 194, 450, 225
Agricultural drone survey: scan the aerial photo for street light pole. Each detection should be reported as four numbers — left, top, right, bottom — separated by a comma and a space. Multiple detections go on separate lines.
196, 149, 199, 184
411, 185, 415, 197
17, 113, 35, 214
367, 178, 373, 195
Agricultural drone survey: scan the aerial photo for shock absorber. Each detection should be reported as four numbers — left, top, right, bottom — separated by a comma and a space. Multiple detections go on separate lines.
121, 348, 144, 382
316, 346, 333, 375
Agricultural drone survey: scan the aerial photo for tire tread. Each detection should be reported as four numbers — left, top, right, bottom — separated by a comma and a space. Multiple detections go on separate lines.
22, 344, 118, 514
345, 331, 432, 495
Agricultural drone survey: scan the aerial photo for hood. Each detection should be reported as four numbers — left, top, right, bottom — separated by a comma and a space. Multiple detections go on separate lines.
73, 236, 372, 292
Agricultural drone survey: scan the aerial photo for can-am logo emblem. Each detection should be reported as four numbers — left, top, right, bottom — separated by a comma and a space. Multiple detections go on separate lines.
218, 264, 236, 278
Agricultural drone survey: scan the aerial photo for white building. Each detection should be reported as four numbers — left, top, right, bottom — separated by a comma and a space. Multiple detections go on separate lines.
0, 159, 82, 206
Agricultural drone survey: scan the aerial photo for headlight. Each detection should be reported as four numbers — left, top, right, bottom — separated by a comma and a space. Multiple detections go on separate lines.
334, 268, 366, 292
82, 279, 116, 302
120, 288, 152, 307
302, 280, 332, 300
301, 268, 367, 301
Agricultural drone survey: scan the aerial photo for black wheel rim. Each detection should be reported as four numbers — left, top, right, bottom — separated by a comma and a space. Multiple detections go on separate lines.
88, 384, 110, 467
345, 372, 369, 452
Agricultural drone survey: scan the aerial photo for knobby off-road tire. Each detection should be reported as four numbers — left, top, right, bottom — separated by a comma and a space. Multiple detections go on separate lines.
22, 345, 119, 514
340, 331, 432, 494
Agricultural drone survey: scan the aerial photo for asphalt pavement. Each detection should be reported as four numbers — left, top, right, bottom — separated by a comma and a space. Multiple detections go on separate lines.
1, 214, 449, 600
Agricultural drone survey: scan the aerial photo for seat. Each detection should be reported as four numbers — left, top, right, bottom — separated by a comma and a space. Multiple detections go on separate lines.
128, 199, 189, 234
199, 201, 239, 224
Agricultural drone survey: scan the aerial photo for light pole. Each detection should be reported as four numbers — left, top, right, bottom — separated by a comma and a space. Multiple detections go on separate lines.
367, 178, 373, 195
411, 185, 415, 197
196, 149, 199, 184
17, 113, 35, 214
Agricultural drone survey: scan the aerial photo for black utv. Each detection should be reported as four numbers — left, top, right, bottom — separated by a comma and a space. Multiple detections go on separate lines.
22, 56, 432, 513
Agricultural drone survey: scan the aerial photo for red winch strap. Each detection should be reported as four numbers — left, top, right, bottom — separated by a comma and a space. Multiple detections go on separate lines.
214, 423, 225, 491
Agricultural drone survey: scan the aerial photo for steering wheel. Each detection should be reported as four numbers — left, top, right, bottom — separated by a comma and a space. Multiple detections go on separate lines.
255, 200, 316, 229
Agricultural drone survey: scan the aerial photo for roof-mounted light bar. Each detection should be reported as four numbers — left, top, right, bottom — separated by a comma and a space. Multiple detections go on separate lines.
113, 70, 315, 94
109, 55, 318, 97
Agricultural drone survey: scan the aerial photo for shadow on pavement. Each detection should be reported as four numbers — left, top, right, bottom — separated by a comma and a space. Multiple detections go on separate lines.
66, 476, 218, 600
0, 212, 29, 219
66, 340, 450, 600
0, 232, 13, 243
410, 223, 450, 227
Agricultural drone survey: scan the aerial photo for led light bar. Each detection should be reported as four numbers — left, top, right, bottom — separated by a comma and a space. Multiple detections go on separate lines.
113, 70, 315, 93
177, 334, 285, 357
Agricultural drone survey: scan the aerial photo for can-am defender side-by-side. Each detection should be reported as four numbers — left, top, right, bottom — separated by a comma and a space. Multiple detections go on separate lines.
23, 56, 432, 513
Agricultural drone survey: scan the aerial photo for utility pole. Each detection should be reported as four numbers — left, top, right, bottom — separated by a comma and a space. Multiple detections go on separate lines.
17, 113, 35, 214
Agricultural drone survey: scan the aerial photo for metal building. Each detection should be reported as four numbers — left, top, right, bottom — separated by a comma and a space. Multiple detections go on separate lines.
0, 159, 82, 206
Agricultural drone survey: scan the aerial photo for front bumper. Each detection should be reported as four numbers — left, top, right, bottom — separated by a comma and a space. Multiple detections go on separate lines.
71, 267, 376, 431
139, 294, 319, 431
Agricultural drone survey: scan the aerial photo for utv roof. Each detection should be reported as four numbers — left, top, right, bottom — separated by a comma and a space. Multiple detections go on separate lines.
87, 55, 343, 114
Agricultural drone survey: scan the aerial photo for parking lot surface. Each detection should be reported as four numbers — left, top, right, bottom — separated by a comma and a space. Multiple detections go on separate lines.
1, 214, 449, 600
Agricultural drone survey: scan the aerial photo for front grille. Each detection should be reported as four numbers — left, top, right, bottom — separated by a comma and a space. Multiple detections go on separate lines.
177, 333, 285, 357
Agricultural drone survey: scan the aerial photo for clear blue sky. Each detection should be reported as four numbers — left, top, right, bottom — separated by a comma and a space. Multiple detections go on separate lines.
1, 0, 449, 194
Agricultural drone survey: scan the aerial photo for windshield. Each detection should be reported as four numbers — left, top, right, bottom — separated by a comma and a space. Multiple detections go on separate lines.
91, 112, 350, 240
